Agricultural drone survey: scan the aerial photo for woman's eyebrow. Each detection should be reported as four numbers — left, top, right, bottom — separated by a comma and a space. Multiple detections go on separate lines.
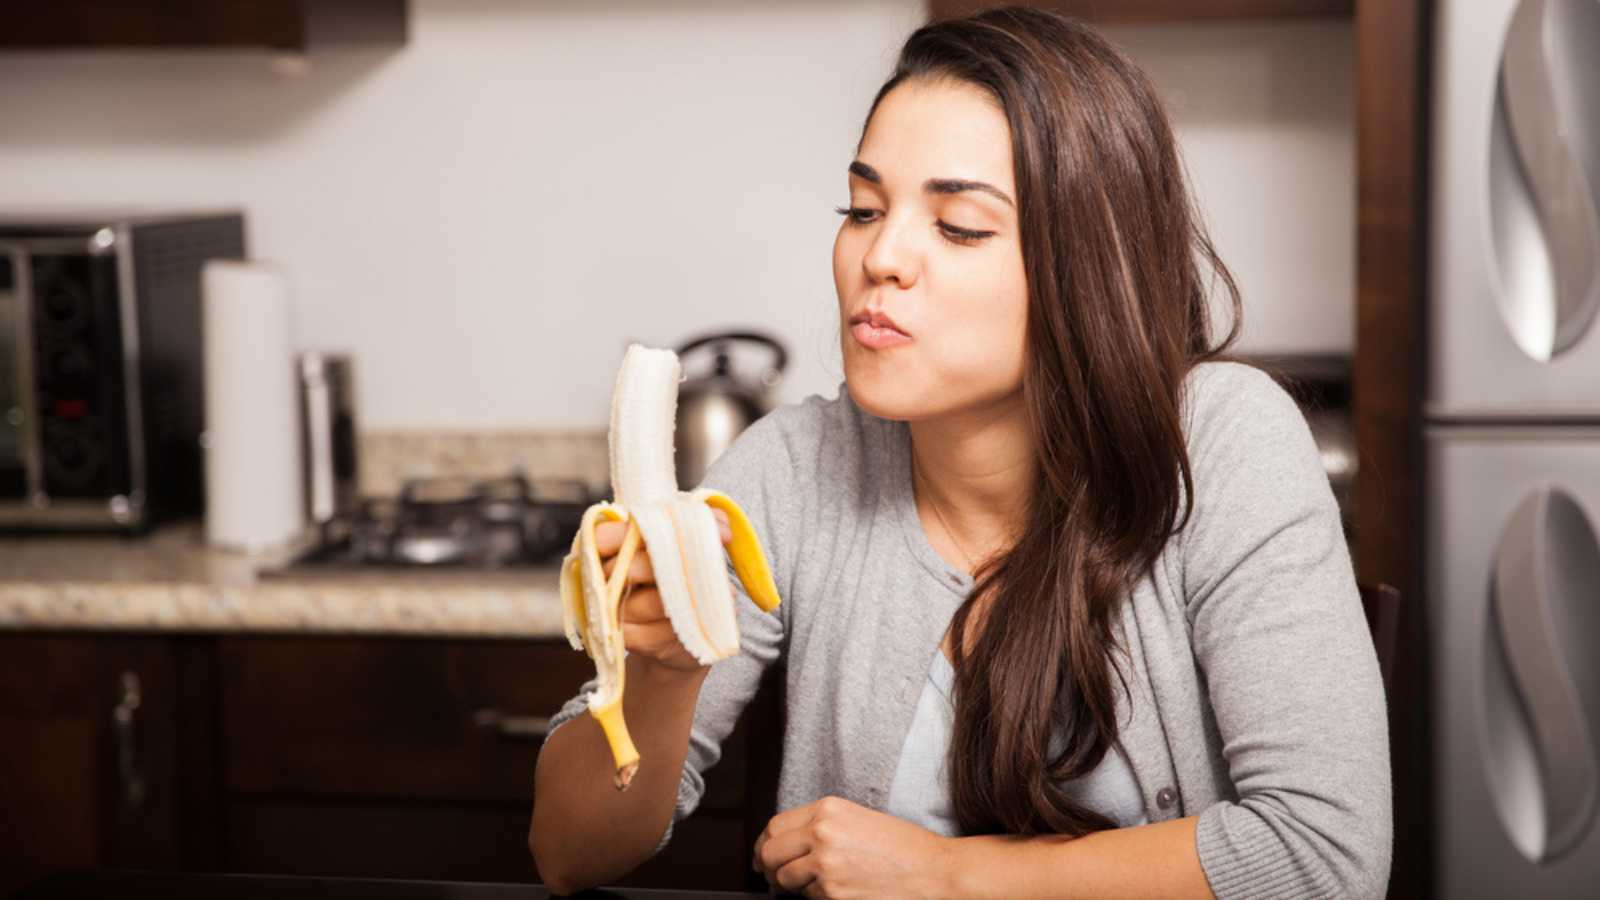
849, 160, 1014, 208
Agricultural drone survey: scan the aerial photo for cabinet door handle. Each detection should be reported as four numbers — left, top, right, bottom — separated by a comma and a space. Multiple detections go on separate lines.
112, 670, 146, 810
473, 708, 552, 741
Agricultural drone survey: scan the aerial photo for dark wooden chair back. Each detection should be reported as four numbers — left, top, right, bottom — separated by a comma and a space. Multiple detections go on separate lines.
1358, 581, 1401, 700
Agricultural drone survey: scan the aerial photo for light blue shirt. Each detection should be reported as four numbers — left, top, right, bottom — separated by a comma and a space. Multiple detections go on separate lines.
885, 648, 1149, 835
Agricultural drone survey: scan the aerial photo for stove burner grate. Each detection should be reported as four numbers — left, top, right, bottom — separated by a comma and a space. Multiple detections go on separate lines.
275, 473, 599, 571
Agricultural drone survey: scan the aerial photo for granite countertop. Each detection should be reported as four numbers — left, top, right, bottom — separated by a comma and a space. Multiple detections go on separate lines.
0, 522, 568, 639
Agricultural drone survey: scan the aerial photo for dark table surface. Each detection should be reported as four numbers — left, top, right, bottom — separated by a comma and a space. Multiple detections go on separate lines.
11, 870, 786, 900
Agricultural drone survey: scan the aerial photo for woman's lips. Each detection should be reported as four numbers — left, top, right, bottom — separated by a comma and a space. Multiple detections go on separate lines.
851, 321, 912, 349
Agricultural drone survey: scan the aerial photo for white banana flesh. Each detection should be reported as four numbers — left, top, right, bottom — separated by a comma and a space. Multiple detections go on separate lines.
560, 343, 782, 790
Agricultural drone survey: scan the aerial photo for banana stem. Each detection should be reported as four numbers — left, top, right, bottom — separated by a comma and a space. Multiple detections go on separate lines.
592, 697, 641, 791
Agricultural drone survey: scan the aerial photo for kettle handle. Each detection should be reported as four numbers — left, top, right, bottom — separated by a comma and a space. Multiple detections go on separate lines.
675, 330, 788, 380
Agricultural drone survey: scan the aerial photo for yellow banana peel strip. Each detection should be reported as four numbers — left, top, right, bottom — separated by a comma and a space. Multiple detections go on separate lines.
560, 344, 782, 791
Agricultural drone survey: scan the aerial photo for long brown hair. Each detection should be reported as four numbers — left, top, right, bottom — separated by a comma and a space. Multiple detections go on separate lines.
858, 8, 1243, 836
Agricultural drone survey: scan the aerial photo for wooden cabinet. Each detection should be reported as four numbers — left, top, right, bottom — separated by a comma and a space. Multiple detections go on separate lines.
0, 635, 217, 896
0, 1, 407, 51
0, 636, 99, 896
219, 639, 589, 803
216, 636, 771, 890
1, 633, 782, 894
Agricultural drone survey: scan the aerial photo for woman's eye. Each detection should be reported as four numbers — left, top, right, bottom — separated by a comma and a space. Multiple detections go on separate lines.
831, 206, 995, 245
833, 205, 878, 225
938, 221, 994, 244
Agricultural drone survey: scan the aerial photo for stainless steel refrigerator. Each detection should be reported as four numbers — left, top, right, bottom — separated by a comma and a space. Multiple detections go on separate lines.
1428, 0, 1600, 896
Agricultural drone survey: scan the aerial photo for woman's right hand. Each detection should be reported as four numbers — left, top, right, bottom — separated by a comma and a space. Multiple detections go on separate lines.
595, 509, 734, 674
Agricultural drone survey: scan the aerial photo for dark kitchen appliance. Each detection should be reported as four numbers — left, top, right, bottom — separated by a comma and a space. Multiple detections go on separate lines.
0, 210, 246, 532
264, 472, 597, 574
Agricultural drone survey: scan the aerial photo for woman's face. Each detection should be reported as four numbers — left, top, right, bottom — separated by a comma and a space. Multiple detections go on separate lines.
833, 77, 1028, 423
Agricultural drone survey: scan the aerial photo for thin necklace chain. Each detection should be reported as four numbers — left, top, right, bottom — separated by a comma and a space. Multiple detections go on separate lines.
913, 453, 978, 574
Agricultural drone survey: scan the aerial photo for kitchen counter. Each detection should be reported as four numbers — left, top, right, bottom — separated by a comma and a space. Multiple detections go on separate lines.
0, 522, 568, 638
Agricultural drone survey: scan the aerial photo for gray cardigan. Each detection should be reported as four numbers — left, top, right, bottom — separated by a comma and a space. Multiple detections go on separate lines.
543, 361, 1393, 899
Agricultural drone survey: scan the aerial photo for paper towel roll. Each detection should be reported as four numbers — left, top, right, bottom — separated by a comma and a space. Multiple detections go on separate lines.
201, 260, 304, 551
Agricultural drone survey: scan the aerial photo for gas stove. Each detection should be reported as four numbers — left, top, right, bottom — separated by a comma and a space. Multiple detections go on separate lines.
266, 472, 599, 574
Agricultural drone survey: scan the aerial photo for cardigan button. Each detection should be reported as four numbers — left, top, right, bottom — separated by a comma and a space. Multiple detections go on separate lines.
1156, 786, 1178, 810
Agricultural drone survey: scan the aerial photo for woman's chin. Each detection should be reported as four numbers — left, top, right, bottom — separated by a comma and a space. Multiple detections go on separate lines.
843, 368, 919, 422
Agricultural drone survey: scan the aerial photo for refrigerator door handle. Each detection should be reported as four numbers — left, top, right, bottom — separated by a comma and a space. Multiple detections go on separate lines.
1490, 0, 1600, 361
1487, 485, 1600, 862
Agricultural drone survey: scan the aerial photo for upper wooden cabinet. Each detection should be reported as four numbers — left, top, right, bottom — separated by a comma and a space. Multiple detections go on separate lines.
0, 0, 407, 52
928, 0, 1353, 22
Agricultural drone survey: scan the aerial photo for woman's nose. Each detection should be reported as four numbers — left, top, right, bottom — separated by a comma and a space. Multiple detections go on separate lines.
861, 219, 920, 289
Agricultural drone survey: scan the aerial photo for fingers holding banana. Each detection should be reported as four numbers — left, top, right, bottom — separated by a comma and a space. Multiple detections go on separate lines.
594, 508, 734, 672
600, 541, 656, 589
594, 509, 732, 597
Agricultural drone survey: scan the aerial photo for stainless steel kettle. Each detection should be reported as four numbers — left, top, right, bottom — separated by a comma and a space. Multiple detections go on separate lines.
673, 331, 788, 489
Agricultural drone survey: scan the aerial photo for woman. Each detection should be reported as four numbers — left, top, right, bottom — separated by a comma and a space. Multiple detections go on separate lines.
530, 7, 1391, 899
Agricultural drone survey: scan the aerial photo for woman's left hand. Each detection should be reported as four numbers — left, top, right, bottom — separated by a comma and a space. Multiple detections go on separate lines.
752, 795, 957, 899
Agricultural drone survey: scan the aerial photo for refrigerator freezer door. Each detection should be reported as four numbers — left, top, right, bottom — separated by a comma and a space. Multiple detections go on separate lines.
1428, 427, 1600, 898
1430, 0, 1600, 417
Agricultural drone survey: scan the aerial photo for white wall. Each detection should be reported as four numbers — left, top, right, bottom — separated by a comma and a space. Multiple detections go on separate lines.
0, 1, 1351, 429
1102, 19, 1354, 363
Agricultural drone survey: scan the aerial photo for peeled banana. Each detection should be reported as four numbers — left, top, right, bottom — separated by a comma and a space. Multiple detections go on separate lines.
560, 343, 782, 791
